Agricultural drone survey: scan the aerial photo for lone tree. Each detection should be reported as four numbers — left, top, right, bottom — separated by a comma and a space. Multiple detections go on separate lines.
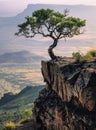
16, 8, 86, 60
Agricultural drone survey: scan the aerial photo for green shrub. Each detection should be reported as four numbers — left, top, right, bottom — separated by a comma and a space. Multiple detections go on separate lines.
3, 121, 16, 130
86, 49, 96, 57
84, 53, 93, 61
17, 109, 32, 126
72, 49, 96, 62
72, 52, 86, 62
22, 109, 32, 119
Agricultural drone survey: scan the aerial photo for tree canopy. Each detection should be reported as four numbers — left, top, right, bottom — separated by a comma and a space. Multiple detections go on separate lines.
16, 8, 86, 60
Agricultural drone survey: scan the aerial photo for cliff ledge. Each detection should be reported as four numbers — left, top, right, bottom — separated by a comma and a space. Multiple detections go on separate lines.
33, 57, 96, 130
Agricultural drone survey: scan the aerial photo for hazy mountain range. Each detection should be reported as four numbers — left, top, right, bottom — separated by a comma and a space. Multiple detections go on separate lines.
0, 51, 45, 63
0, 4, 96, 57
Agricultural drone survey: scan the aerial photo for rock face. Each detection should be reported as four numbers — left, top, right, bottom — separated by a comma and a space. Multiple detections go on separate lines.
33, 58, 96, 130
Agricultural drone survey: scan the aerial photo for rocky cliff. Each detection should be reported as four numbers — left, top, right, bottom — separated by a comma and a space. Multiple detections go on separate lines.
33, 57, 96, 130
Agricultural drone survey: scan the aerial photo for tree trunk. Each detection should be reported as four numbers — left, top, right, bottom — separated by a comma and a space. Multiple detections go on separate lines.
48, 39, 58, 60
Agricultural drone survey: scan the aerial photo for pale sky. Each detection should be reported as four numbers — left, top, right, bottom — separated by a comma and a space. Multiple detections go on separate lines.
0, 0, 96, 17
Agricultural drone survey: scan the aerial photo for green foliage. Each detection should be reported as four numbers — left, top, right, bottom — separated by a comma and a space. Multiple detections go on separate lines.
3, 121, 16, 130
22, 109, 32, 119
84, 53, 93, 61
86, 49, 96, 58
72, 49, 96, 62
72, 52, 86, 62
16, 8, 86, 39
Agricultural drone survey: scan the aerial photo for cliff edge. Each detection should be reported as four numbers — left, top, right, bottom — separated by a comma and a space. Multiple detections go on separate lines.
33, 57, 96, 130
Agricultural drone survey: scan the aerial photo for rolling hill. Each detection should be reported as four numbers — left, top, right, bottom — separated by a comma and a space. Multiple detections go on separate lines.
0, 85, 44, 110
0, 85, 44, 126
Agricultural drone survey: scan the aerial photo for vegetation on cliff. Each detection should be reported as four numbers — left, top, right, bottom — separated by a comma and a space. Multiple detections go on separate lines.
72, 49, 96, 62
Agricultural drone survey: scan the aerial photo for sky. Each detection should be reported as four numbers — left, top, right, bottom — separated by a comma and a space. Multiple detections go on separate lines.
0, 0, 96, 17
